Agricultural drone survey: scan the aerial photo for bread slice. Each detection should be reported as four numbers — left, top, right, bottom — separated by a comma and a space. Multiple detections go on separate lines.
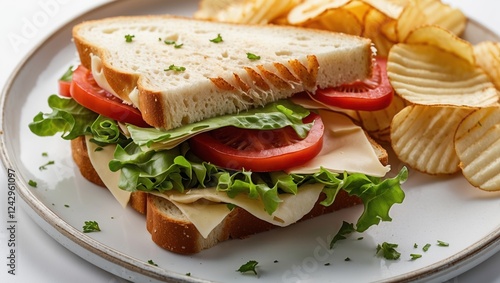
71, 134, 388, 254
72, 15, 373, 130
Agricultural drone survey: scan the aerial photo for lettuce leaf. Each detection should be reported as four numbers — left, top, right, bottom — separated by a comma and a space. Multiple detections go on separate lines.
109, 140, 408, 233
29, 94, 98, 139
127, 100, 313, 148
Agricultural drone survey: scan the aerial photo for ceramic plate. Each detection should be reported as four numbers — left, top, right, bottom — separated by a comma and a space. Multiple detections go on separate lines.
1, 0, 499, 282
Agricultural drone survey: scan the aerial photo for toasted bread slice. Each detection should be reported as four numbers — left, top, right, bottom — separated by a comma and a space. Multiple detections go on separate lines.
72, 15, 373, 130
71, 132, 388, 254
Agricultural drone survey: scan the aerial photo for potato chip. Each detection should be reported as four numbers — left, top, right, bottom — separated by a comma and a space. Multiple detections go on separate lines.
474, 41, 500, 90
357, 94, 407, 142
391, 105, 474, 174
417, 0, 467, 36
195, 0, 300, 24
388, 44, 498, 107
395, 0, 427, 42
287, 0, 352, 25
362, 0, 409, 19
455, 106, 500, 191
405, 26, 475, 64
343, 0, 372, 22
362, 8, 396, 57
305, 8, 363, 35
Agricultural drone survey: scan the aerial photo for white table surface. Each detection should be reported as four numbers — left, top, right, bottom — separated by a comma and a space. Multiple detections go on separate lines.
0, 1, 499, 282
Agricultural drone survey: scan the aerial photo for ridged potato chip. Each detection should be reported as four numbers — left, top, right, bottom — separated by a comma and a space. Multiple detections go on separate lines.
304, 8, 363, 35
357, 94, 407, 142
195, 0, 300, 24
395, 0, 427, 42
388, 44, 498, 107
455, 106, 500, 191
417, 0, 466, 36
362, 8, 396, 56
391, 105, 474, 174
362, 0, 408, 19
405, 26, 475, 64
287, 0, 351, 25
474, 41, 500, 90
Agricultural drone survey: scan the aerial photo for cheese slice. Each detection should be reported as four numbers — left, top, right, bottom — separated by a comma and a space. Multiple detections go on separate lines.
85, 136, 131, 208
287, 110, 390, 177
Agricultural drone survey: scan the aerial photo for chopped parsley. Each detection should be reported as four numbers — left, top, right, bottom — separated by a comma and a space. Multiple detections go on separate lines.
165, 64, 186, 72
237, 260, 258, 275
82, 221, 101, 233
376, 242, 401, 260
148, 259, 158, 266
423, 243, 431, 252
437, 240, 449, 247
39, 160, 55, 170
410, 254, 422, 260
210, 33, 223, 43
344, 257, 351, 262
124, 34, 135, 42
28, 180, 37, 188
64, 204, 70, 208
164, 40, 183, 48
414, 243, 418, 248
246, 52, 261, 60
42, 152, 48, 157
186, 272, 191, 276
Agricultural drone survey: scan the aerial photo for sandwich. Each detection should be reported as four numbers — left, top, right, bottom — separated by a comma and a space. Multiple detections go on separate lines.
29, 15, 407, 254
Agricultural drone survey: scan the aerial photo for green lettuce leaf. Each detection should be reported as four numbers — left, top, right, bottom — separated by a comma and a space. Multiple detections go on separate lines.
89, 115, 131, 147
29, 94, 98, 139
127, 100, 312, 148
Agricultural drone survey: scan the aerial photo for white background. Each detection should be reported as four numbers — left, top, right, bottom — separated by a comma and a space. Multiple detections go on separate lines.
0, 0, 499, 282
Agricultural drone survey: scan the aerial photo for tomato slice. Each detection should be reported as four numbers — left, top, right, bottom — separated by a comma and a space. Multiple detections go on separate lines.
70, 65, 149, 127
58, 80, 71, 97
189, 113, 324, 172
314, 57, 394, 111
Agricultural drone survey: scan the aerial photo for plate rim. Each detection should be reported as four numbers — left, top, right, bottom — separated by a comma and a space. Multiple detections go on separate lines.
1, 1, 499, 282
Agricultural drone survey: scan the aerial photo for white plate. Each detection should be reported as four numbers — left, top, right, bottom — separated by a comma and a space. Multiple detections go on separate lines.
1, 0, 500, 282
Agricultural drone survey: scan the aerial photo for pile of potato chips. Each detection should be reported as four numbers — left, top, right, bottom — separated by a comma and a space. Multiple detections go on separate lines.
195, 0, 500, 192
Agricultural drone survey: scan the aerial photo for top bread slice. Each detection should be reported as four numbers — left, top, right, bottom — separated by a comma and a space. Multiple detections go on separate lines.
72, 15, 373, 130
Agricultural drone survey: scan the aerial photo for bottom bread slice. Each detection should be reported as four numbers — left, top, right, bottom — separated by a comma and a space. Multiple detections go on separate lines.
145, 191, 361, 254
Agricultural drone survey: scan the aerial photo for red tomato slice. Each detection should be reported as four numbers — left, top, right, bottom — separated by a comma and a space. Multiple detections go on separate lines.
189, 113, 324, 172
58, 80, 71, 97
70, 65, 149, 127
314, 57, 394, 111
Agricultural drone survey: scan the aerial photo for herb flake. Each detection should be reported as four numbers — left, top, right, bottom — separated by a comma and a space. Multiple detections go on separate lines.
28, 180, 37, 187
82, 221, 101, 233
148, 259, 158, 266
210, 33, 223, 43
437, 240, 449, 247
246, 52, 261, 60
125, 34, 135, 42
410, 254, 422, 260
165, 64, 186, 72
423, 243, 431, 252
39, 160, 55, 170
237, 260, 258, 275
376, 242, 401, 260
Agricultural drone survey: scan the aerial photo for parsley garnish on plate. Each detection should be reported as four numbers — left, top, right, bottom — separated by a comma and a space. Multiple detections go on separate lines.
28, 180, 37, 187
237, 260, 259, 275
437, 240, 449, 247
423, 243, 431, 252
147, 259, 158, 266
410, 253, 422, 260
376, 242, 401, 260
82, 221, 101, 233
39, 160, 55, 170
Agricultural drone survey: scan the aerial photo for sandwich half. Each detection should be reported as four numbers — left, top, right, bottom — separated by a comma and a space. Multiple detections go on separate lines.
29, 15, 407, 254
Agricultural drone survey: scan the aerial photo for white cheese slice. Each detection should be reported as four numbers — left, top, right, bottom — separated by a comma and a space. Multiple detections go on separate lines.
85, 136, 131, 208
287, 110, 390, 177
